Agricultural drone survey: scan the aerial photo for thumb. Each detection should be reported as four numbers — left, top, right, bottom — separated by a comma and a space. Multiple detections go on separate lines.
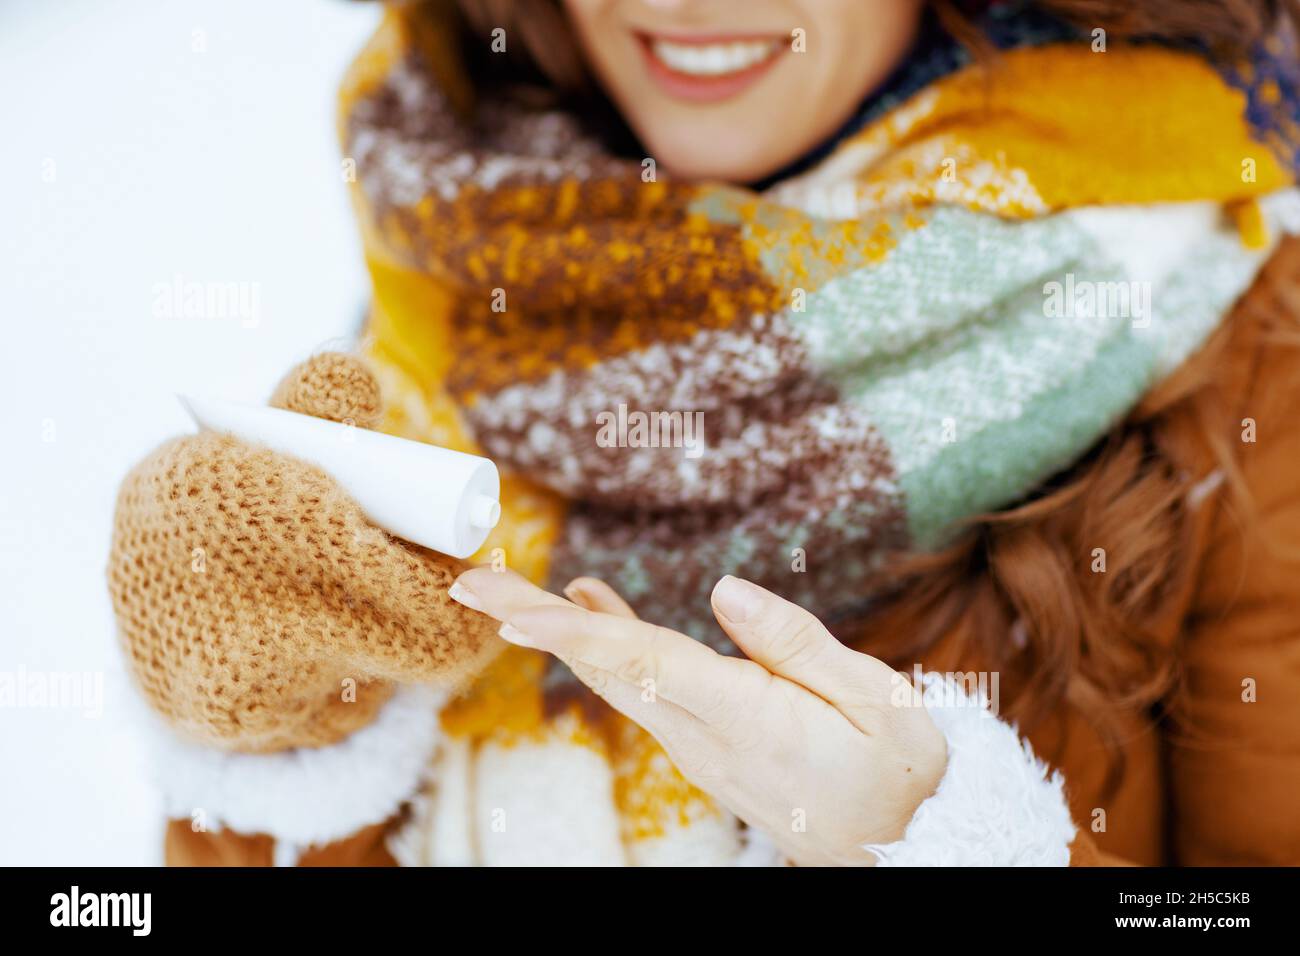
709, 575, 895, 729
269, 352, 383, 428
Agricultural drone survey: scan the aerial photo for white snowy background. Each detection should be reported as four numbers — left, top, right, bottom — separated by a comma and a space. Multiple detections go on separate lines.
0, 0, 383, 865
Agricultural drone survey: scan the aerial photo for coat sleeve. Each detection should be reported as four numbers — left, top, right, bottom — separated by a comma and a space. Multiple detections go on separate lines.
1163, 281, 1300, 866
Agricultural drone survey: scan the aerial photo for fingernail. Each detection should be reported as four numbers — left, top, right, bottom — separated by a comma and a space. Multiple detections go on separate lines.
712, 575, 762, 624
563, 580, 593, 608
498, 623, 539, 648
448, 580, 484, 612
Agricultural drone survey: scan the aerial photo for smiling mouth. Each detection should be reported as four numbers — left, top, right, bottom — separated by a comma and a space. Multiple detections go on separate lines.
636, 33, 786, 103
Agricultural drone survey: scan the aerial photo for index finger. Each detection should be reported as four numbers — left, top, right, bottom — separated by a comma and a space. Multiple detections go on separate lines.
502, 603, 763, 729
449, 566, 575, 619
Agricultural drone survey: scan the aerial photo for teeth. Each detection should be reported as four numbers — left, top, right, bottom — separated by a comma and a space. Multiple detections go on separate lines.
650, 38, 779, 77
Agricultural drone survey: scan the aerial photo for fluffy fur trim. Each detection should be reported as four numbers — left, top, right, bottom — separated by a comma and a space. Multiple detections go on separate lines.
866, 672, 1075, 866
141, 685, 445, 847
385, 736, 476, 867
471, 726, 627, 866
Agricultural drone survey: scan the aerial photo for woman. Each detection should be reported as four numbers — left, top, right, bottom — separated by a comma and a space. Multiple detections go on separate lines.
109, 0, 1300, 865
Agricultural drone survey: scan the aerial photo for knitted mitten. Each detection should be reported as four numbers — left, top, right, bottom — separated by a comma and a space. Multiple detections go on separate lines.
108, 353, 502, 753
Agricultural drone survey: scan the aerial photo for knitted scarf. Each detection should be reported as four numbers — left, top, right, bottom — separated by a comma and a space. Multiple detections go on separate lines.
342, 3, 1300, 687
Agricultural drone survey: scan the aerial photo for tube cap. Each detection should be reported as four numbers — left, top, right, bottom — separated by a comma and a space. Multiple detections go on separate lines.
469, 494, 501, 530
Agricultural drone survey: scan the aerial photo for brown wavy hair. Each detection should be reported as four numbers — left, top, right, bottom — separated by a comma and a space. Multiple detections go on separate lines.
398, 0, 1300, 781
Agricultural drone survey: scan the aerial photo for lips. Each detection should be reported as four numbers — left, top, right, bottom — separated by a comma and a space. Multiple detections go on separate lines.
636, 32, 786, 103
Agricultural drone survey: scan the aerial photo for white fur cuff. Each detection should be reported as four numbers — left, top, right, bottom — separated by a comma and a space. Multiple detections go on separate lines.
866, 672, 1076, 866
140, 685, 446, 849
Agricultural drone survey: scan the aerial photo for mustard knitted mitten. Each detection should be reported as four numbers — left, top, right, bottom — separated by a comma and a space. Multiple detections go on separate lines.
108, 353, 502, 753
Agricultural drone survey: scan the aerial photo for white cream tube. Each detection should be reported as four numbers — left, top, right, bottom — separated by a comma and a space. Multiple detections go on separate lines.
179, 395, 501, 559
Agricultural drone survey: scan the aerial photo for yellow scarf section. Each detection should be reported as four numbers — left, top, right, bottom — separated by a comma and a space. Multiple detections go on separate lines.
337, 11, 1290, 850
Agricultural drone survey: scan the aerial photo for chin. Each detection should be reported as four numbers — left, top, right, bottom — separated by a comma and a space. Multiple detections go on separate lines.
644, 129, 791, 185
